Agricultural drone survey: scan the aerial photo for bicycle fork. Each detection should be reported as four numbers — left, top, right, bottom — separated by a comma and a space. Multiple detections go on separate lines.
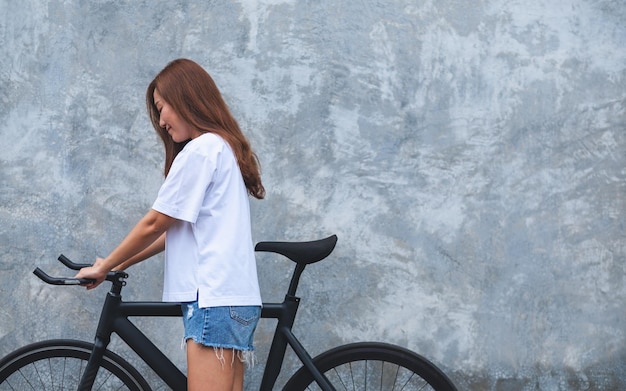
78, 278, 125, 390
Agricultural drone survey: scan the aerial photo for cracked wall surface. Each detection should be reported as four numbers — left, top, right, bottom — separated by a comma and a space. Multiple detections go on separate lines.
1, 1, 625, 389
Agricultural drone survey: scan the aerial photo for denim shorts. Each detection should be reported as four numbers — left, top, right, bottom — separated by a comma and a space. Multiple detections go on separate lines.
181, 302, 261, 352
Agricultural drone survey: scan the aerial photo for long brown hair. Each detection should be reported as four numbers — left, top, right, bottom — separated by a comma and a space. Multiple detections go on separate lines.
146, 59, 265, 199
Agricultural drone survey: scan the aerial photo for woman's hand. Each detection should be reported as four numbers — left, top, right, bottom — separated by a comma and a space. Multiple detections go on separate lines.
75, 257, 110, 290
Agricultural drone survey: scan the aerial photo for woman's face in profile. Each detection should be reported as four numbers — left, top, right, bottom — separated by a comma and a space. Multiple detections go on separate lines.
153, 89, 200, 143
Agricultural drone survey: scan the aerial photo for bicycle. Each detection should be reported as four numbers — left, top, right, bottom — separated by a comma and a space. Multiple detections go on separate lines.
0, 234, 458, 390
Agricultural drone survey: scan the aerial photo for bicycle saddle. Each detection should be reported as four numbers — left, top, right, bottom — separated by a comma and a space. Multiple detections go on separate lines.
255, 234, 337, 265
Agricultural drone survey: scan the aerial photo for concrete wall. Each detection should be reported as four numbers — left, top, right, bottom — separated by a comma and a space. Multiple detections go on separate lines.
1, 0, 625, 389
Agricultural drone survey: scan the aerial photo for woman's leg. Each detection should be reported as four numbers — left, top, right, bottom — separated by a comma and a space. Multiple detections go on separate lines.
187, 341, 244, 391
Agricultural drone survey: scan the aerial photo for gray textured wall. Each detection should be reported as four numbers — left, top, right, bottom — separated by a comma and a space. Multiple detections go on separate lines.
1, 0, 625, 390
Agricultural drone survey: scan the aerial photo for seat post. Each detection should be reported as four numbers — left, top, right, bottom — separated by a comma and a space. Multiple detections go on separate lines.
287, 263, 306, 298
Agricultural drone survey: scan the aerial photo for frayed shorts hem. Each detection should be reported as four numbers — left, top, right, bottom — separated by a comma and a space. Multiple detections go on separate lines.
183, 338, 258, 367
181, 302, 260, 362
183, 338, 255, 352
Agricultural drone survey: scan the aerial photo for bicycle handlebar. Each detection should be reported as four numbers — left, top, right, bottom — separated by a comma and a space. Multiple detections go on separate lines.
58, 254, 92, 270
33, 267, 94, 285
33, 254, 102, 286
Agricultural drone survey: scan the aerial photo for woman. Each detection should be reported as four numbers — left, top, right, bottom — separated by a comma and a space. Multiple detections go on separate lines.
76, 58, 265, 391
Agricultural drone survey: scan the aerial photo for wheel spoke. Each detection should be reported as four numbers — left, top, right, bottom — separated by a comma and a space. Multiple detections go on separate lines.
331, 366, 348, 390
18, 365, 37, 390
391, 362, 400, 391
62, 357, 67, 390
48, 357, 54, 390
349, 361, 356, 391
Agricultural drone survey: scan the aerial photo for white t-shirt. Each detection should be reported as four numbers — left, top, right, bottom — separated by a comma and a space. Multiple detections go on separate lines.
152, 133, 261, 308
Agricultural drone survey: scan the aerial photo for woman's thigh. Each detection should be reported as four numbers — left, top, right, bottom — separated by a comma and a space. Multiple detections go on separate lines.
187, 342, 243, 391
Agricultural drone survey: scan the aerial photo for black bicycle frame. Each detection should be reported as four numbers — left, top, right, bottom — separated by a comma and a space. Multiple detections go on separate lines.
260, 297, 334, 391
78, 274, 335, 391
78, 275, 186, 390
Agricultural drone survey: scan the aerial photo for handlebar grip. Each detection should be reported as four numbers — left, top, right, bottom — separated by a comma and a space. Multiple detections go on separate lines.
58, 254, 91, 270
33, 268, 95, 285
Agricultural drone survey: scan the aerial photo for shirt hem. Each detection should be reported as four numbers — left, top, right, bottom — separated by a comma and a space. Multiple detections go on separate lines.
162, 292, 262, 308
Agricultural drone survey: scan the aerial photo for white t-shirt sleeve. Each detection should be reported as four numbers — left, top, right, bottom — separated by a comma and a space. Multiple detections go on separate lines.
152, 147, 216, 223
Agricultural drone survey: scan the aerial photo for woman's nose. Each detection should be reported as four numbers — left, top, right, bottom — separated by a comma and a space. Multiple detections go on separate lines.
159, 116, 165, 128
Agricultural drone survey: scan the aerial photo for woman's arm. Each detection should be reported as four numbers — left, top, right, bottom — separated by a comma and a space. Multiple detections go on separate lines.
113, 232, 166, 271
76, 209, 176, 289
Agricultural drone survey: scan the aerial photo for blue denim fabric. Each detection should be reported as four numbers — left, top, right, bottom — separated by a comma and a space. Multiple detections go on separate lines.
181, 302, 261, 351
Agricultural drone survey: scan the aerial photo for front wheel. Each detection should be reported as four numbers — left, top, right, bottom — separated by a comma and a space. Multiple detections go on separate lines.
0, 339, 150, 390
284, 342, 457, 391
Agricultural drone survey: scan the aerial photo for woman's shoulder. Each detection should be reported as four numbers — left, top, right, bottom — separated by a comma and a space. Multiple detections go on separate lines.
194, 132, 225, 145
185, 132, 227, 154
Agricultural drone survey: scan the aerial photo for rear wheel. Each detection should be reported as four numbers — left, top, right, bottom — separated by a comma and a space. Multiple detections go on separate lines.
0, 339, 150, 390
284, 342, 457, 391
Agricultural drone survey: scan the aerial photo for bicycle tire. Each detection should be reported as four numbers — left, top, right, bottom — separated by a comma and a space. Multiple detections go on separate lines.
283, 342, 458, 391
0, 339, 151, 391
